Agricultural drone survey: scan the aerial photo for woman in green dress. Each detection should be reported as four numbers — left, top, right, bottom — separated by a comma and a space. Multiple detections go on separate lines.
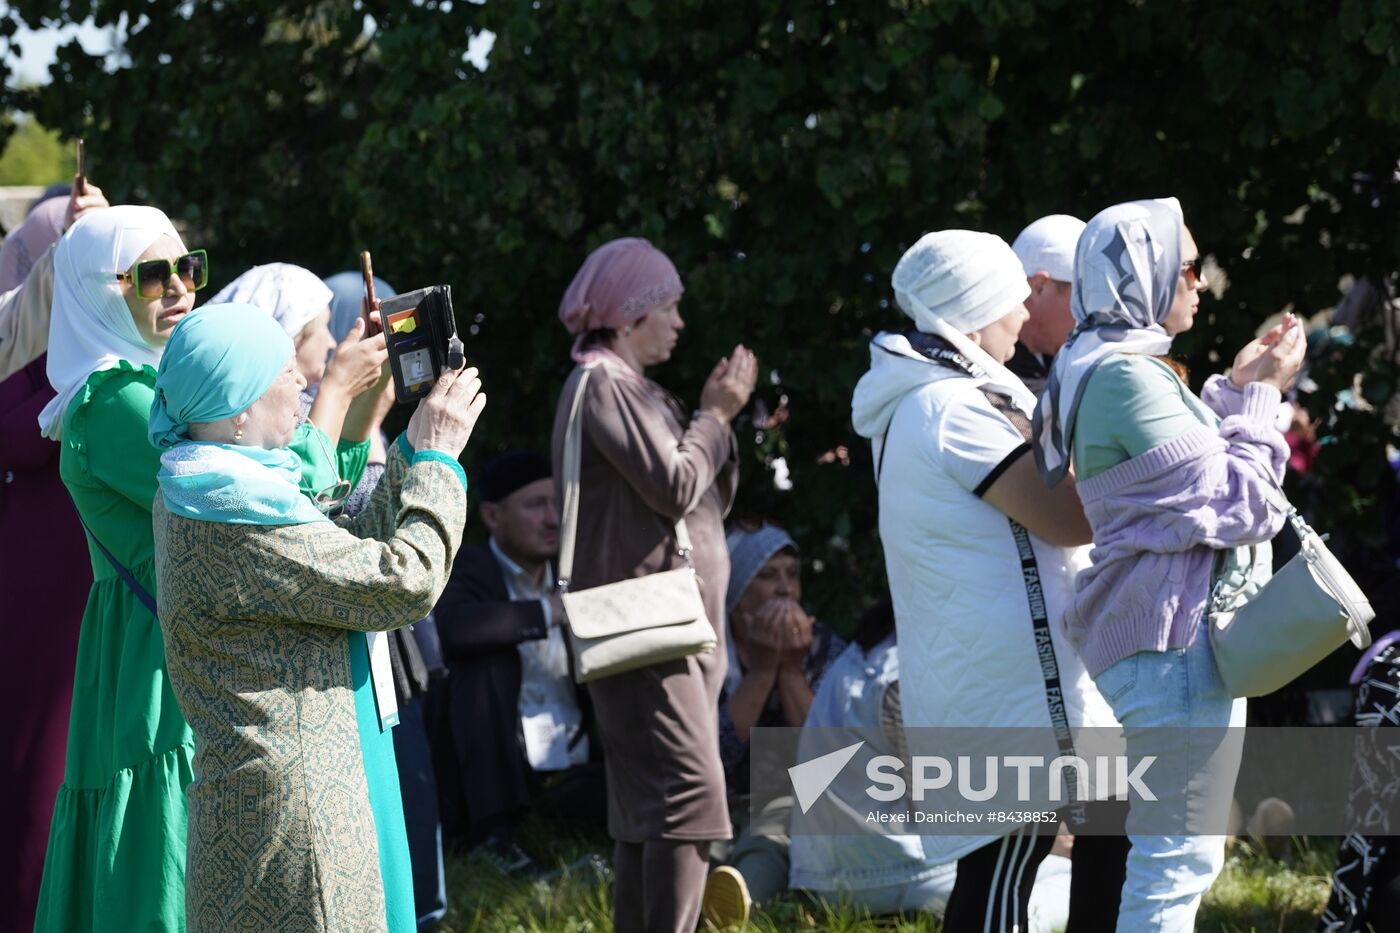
34, 207, 390, 931
148, 303, 484, 932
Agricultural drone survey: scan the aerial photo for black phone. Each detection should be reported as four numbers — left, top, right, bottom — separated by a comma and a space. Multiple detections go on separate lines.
379, 285, 465, 403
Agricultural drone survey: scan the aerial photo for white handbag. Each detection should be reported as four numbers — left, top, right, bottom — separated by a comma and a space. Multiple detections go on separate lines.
1209, 472, 1374, 698
557, 364, 716, 683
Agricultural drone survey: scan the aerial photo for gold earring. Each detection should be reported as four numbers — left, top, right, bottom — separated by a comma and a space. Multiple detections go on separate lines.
233, 427, 244, 440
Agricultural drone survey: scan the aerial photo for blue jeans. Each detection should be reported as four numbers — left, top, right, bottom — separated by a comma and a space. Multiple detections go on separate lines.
1093, 635, 1246, 933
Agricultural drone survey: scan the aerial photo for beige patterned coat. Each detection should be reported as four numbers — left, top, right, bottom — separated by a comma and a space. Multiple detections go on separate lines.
153, 445, 465, 932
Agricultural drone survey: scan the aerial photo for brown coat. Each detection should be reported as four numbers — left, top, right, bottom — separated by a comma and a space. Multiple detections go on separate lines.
551, 358, 738, 842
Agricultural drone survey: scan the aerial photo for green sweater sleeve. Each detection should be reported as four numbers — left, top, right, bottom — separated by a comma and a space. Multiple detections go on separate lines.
290, 422, 370, 497
1072, 355, 1212, 480
335, 435, 370, 490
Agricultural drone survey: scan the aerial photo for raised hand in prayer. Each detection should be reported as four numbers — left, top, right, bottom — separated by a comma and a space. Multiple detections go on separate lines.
771, 598, 814, 667
1230, 311, 1306, 392
699, 344, 758, 424
739, 600, 789, 674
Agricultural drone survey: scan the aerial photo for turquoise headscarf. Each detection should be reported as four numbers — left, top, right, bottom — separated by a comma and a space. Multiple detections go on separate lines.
149, 304, 329, 525
150, 303, 293, 448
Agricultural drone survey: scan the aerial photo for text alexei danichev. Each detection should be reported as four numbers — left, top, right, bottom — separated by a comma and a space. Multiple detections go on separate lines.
865, 810, 1058, 824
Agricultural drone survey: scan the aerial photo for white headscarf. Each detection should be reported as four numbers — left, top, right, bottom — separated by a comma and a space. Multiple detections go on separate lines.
39, 206, 184, 439
891, 229, 1037, 413
208, 263, 333, 338
1032, 199, 1184, 485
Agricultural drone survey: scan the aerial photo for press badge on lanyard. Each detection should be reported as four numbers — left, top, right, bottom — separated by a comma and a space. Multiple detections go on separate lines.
367, 631, 400, 731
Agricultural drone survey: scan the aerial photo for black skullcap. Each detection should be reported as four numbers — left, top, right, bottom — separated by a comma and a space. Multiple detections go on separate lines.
477, 449, 552, 503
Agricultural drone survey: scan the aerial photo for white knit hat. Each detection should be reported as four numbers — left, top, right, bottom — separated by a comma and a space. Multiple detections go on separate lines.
891, 230, 1031, 335
1011, 214, 1086, 282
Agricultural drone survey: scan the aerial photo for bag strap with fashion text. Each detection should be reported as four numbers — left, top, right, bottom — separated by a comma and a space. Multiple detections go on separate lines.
1008, 518, 1085, 827
557, 364, 695, 592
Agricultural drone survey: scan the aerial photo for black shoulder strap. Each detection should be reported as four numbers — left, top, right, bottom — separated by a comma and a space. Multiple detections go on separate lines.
70, 497, 158, 617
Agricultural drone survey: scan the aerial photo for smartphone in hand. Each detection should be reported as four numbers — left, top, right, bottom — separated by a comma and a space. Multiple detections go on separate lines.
359, 250, 381, 336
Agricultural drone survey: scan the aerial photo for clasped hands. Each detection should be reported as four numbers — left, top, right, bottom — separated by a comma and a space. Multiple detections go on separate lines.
742, 597, 814, 674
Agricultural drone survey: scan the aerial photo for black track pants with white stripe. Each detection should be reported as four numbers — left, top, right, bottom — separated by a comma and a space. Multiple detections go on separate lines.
942, 824, 1055, 933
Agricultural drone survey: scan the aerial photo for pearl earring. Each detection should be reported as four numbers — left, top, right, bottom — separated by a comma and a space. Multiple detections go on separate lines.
623, 325, 633, 336
234, 427, 244, 440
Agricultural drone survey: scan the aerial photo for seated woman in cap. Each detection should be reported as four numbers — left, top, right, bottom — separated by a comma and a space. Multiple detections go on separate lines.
149, 303, 486, 933
702, 522, 845, 927
852, 230, 1126, 933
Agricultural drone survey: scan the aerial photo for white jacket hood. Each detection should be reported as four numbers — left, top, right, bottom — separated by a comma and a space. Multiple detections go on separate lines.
851, 332, 965, 440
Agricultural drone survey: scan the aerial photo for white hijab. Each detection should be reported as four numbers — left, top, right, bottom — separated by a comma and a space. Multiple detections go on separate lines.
208, 263, 333, 338
40, 206, 184, 439
1032, 199, 1184, 485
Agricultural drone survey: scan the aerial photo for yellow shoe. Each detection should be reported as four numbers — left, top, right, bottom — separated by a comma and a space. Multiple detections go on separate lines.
702, 865, 752, 930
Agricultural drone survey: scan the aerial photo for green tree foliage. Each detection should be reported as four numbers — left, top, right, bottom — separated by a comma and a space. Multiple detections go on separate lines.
5, 0, 1400, 623
0, 114, 71, 185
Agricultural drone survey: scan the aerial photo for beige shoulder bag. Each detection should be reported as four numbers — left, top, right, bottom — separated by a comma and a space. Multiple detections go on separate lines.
557, 364, 716, 683
1209, 467, 1373, 698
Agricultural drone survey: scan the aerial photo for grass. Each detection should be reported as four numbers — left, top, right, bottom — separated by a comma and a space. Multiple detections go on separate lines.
434, 820, 1337, 933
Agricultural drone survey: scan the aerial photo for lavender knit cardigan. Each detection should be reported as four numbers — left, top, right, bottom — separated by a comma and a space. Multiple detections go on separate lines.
1067, 377, 1290, 676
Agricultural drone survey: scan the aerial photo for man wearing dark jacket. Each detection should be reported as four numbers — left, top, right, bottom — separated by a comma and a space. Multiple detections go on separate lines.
429, 450, 601, 873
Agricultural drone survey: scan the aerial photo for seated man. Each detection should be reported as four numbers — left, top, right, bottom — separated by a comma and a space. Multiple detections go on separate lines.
703, 523, 846, 926
428, 449, 602, 873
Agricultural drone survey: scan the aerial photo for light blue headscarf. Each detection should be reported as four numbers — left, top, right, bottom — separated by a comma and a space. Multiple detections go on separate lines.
149, 304, 330, 525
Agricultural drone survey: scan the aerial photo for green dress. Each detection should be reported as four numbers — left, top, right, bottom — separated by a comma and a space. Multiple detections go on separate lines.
153, 442, 465, 932
35, 362, 197, 932
34, 362, 372, 932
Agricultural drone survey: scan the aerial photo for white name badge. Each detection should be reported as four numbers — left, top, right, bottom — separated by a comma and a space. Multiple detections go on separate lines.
366, 631, 400, 731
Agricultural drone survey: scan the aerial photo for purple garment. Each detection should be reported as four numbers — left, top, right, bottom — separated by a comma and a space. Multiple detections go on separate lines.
0, 197, 64, 292
1069, 380, 1290, 676
0, 355, 91, 930
1351, 629, 1400, 685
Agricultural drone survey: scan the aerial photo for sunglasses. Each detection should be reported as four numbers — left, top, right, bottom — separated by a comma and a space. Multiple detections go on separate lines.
115, 250, 209, 299
308, 426, 352, 516
313, 479, 353, 516
1181, 256, 1204, 283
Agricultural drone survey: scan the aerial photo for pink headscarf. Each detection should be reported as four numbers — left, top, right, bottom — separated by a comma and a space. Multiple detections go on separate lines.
558, 237, 683, 362
0, 197, 66, 292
